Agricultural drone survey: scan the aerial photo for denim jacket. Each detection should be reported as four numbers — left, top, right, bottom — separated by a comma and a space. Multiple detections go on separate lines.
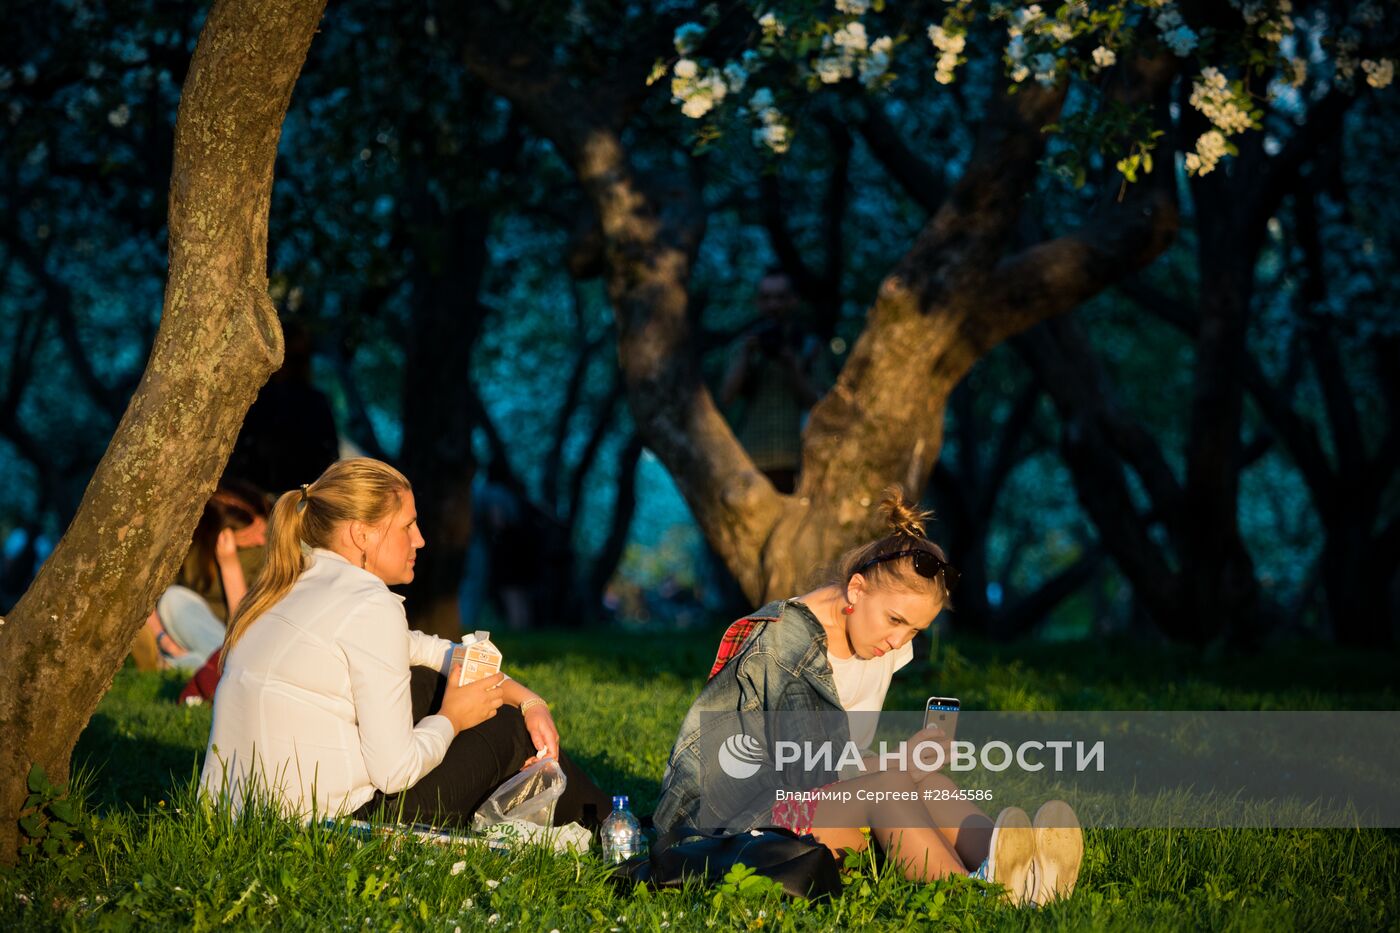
653, 599, 851, 834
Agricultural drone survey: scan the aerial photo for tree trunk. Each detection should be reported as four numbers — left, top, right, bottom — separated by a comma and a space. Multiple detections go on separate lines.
399, 204, 491, 639
461, 18, 1176, 606
1179, 172, 1260, 644
0, 0, 325, 861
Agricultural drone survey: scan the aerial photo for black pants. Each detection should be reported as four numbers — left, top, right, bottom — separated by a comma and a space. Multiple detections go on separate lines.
353, 668, 612, 829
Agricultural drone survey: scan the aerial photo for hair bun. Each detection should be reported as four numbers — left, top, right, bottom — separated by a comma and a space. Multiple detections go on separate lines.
879, 485, 934, 539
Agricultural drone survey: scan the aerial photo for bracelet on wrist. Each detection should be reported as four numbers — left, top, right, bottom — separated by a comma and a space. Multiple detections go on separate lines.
519, 698, 548, 715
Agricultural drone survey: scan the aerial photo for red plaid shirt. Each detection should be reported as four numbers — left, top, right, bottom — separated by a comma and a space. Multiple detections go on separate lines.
707, 613, 779, 679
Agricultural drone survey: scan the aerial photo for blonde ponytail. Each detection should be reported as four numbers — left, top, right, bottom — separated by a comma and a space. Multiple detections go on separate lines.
219, 458, 411, 667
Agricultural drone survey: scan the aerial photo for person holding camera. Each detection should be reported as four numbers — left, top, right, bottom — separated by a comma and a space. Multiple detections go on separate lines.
719, 269, 824, 494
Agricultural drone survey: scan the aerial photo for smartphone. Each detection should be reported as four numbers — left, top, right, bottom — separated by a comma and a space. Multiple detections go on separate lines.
924, 696, 960, 738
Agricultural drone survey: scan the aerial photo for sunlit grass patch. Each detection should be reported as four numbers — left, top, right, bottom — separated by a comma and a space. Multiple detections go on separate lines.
2, 629, 1397, 930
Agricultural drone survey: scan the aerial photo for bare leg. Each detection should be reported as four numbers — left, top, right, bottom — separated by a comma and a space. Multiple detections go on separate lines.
916, 770, 995, 870
807, 768, 968, 882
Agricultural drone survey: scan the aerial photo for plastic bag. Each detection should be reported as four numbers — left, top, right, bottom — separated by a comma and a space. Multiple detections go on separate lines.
471, 759, 567, 831
481, 818, 592, 854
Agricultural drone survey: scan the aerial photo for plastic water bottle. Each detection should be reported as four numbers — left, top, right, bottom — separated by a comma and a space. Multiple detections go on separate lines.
599, 795, 645, 863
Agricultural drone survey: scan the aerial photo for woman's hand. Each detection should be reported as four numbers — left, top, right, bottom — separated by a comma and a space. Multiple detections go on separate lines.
519, 705, 560, 770
215, 527, 239, 563
216, 528, 248, 616
439, 669, 506, 734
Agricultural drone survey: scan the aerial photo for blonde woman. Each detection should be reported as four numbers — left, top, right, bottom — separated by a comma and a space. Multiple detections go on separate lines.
200, 458, 610, 828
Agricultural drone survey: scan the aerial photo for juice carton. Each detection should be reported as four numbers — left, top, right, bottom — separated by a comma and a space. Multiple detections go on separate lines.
453, 631, 503, 687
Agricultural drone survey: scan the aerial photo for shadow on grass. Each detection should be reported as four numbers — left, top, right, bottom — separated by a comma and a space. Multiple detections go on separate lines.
73, 711, 206, 813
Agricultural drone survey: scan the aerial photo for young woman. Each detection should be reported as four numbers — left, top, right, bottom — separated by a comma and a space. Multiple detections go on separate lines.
199, 458, 610, 829
654, 489, 1083, 906
145, 486, 268, 670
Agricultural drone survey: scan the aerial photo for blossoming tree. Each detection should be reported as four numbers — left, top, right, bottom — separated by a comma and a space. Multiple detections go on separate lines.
456, 0, 1396, 635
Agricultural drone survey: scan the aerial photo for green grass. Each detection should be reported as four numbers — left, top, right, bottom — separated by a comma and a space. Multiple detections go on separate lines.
3, 629, 1398, 930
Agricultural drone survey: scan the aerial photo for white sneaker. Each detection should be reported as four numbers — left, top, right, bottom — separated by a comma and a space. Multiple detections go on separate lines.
1031, 800, 1083, 905
970, 806, 1036, 906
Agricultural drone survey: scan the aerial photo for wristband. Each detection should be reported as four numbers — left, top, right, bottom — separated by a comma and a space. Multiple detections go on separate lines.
519, 698, 548, 715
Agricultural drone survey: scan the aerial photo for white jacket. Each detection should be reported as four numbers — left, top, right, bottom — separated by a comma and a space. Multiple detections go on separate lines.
200, 548, 455, 818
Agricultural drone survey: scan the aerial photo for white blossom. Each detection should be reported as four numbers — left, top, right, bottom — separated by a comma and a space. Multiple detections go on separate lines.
1012, 5, 1044, 31
1047, 22, 1074, 43
860, 37, 894, 87
681, 95, 714, 118
1285, 57, 1307, 87
107, 104, 130, 127
928, 25, 966, 55
815, 54, 850, 84
1363, 59, 1394, 89
758, 12, 785, 38
835, 0, 870, 13
1185, 129, 1228, 175
751, 96, 791, 154
1092, 46, 1116, 69
450, 861, 466, 875
672, 65, 728, 119
833, 21, 868, 52
1189, 68, 1252, 135
752, 121, 791, 153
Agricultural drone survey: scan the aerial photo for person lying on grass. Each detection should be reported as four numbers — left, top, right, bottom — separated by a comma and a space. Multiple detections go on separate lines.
200, 457, 611, 829
653, 487, 1082, 906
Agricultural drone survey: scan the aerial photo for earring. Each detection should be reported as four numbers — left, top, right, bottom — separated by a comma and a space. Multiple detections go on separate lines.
361, 551, 368, 570
842, 604, 855, 615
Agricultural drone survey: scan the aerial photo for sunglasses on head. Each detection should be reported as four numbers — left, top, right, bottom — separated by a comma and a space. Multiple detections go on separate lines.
856, 548, 960, 594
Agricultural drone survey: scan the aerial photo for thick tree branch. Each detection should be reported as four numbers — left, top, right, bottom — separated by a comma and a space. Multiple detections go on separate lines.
460, 6, 785, 599
1121, 278, 1338, 513
1021, 318, 1185, 522
761, 175, 827, 309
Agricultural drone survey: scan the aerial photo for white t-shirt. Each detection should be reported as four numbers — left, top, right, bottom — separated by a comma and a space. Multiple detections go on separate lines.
200, 548, 457, 819
828, 640, 915, 750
